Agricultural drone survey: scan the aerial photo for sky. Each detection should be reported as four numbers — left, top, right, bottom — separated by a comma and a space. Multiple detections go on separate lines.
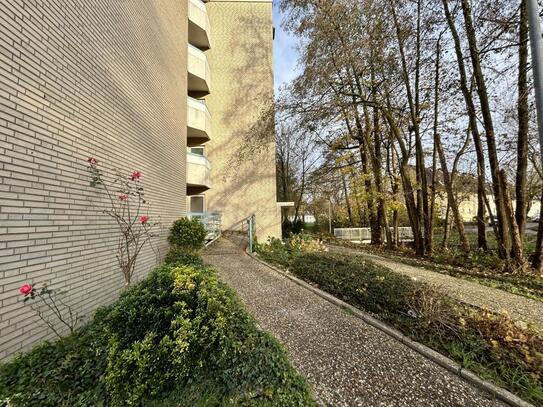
273, 2, 300, 93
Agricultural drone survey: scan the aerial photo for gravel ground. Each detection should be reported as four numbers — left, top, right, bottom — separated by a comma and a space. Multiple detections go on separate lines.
204, 238, 505, 406
329, 245, 543, 330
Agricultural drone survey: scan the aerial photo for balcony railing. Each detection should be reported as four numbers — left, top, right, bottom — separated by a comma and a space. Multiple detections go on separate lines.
188, 0, 211, 50
186, 151, 211, 192
187, 96, 211, 145
188, 44, 211, 95
188, 212, 221, 244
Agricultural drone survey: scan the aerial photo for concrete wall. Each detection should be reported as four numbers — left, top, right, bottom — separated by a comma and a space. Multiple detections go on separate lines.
205, 0, 281, 240
0, 1, 188, 360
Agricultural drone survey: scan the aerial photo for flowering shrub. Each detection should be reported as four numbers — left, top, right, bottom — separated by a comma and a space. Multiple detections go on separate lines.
19, 283, 80, 338
87, 157, 159, 286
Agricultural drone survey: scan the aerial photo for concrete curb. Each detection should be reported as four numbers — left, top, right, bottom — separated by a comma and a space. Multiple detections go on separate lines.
246, 251, 534, 407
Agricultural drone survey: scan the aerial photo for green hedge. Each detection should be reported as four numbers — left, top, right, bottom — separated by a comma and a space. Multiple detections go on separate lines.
289, 252, 543, 405
0, 254, 315, 406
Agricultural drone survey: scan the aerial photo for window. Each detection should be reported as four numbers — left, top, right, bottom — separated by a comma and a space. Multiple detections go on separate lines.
190, 147, 204, 156
190, 195, 205, 213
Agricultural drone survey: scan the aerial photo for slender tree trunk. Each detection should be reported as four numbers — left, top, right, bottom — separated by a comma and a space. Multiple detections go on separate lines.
442, 202, 451, 250
500, 170, 526, 266
341, 171, 354, 226
383, 104, 424, 255
442, 0, 488, 251
436, 135, 470, 252
460, 0, 509, 259
390, 0, 429, 255
516, 0, 530, 237
387, 142, 400, 247
532, 190, 543, 273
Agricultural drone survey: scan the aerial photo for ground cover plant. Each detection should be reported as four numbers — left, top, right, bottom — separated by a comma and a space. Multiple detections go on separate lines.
326, 235, 543, 303
256, 236, 543, 404
0, 257, 314, 406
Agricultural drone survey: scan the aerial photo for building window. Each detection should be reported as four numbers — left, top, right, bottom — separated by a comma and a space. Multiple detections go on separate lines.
190, 146, 205, 156
190, 195, 205, 213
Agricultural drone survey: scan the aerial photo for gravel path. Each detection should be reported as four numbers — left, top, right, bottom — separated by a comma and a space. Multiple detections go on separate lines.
204, 238, 505, 406
329, 245, 543, 330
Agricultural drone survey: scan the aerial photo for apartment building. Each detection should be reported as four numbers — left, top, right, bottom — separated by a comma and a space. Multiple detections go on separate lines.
0, 0, 280, 359
188, 0, 281, 239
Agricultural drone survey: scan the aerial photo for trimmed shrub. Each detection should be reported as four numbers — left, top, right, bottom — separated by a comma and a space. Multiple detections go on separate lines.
168, 218, 206, 253
164, 247, 203, 266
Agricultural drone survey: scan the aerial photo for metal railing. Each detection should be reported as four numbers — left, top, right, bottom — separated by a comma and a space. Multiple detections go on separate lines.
188, 212, 221, 244
334, 227, 414, 242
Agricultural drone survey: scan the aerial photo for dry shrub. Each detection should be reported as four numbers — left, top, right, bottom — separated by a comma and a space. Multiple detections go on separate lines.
464, 309, 543, 381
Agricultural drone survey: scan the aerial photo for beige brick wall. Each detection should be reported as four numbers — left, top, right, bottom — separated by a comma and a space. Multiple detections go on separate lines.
0, 1, 188, 360
205, 0, 281, 240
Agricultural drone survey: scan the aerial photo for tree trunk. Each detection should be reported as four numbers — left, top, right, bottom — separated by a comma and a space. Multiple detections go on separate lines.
390, 0, 429, 255
460, 0, 509, 259
383, 104, 424, 255
436, 135, 470, 252
500, 170, 526, 266
341, 171, 354, 226
442, 0, 488, 251
442, 202, 451, 250
532, 190, 543, 273
516, 0, 530, 237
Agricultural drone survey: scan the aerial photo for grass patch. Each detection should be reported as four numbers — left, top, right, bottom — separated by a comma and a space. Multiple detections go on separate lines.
0, 255, 315, 407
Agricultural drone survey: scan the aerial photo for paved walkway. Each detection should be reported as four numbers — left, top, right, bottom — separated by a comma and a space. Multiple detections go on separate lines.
204, 239, 504, 406
329, 245, 543, 330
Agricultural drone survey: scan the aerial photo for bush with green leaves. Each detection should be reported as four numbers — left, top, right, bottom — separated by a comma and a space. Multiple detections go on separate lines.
0, 258, 315, 407
256, 233, 326, 269
168, 217, 206, 254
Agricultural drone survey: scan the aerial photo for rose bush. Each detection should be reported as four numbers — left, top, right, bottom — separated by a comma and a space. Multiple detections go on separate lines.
87, 157, 159, 286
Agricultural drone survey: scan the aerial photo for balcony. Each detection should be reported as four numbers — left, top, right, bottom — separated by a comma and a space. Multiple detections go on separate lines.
187, 96, 211, 146
188, 44, 211, 96
186, 151, 211, 194
189, 0, 211, 50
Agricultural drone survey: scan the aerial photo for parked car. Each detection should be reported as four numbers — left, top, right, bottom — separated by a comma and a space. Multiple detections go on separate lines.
488, 216, 499, 226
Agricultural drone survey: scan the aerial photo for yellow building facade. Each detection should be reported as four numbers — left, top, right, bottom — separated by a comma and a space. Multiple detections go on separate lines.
187, 0, 282, 240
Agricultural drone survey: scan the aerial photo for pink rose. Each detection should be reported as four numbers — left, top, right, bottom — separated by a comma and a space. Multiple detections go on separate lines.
87, 157, 98, 166
19, 284, 33, 296
118, 194, 129, 201
140, 215, 149, 225
130, 171, 142, 181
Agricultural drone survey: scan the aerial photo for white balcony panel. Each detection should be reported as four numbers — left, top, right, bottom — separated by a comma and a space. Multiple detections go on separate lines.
186, 152, 211, 192
188, 45, 211, 94
189, 0, 211, 49
187, 96, 211, 144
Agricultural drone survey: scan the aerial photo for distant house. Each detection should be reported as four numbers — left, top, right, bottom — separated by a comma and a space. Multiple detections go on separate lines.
409, 166, 540, 223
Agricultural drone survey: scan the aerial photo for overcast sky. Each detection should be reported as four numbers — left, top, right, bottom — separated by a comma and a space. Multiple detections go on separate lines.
273, 2, 300, 93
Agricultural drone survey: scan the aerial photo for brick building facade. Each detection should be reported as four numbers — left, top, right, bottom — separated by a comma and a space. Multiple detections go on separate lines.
0, 0, 279, 359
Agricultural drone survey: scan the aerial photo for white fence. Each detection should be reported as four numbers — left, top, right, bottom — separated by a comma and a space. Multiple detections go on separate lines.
334, 227, 414, 243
